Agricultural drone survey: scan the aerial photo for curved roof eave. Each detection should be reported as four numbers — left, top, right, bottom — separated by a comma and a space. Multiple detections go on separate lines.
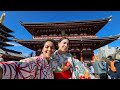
20, 16, 112, 26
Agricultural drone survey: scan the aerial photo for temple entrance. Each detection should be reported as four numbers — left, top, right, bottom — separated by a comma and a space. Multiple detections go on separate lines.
82, 51, 93, 61
71, 52, 80, 60
71, 51, 93, 61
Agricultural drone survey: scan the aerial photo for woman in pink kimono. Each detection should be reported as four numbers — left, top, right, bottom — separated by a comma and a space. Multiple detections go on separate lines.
0, 39, 57, 79
52, 37, 95, 79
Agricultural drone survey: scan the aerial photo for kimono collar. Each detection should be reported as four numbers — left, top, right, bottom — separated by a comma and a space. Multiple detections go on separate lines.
55, 50, 66, 55
39, 54, 53, 64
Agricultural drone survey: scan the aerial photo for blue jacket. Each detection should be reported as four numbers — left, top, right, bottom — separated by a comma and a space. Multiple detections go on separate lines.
93, 61, 106, 74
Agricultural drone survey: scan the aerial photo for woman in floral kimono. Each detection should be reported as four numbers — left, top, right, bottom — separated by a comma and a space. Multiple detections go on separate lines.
0, 39, 57, 79
52, 37, 95, 79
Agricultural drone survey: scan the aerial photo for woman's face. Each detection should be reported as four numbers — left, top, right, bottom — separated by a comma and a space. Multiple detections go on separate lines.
58, 39, 69, 53
42, 41, 55, 60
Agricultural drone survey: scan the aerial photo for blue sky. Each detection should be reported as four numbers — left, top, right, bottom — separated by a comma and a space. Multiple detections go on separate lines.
0, 11, 120, 56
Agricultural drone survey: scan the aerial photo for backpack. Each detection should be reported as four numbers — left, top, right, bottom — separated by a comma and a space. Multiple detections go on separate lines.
109, 61, 116, 72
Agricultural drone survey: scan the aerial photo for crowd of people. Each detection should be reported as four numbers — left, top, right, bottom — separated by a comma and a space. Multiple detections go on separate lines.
0, 37, 120, 79
82, 52, 120, 79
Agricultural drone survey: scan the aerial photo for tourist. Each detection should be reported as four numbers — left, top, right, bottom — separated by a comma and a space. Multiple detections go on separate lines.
88, 61, 95, 76
0, 39, 57, 79
106, 56, 118, 79
52, 37, 95, 79
92, 56, 107, 79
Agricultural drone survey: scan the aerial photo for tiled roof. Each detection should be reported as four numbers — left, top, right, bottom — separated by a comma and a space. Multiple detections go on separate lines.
0, 48, 25, 58
6, 51, 25, 58
0, 48, 6, 54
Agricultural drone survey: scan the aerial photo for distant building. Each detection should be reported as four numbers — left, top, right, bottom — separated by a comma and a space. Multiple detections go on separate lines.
98, 45, 116, 59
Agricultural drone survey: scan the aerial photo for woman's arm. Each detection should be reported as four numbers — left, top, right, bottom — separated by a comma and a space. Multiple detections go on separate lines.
0, 57, 38, 79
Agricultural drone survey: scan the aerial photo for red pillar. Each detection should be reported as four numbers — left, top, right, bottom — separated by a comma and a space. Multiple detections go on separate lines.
92, 51, 94, 61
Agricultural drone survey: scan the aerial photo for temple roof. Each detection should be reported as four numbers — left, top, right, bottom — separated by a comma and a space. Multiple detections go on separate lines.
20, 16, 112, 25
16, 34, 120, 51
0, 41, 14, 47
0, 48, 6, 54
0, 34, 12, 41
0, 48, 25, 58
20, 16, 112, 36
0, 24, 13, 33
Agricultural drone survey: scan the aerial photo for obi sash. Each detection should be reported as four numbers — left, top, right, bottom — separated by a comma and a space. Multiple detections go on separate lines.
53, 69, 72, 79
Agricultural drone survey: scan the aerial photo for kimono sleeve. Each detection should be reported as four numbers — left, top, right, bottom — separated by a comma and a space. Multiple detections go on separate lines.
0, 57, 38, 79
0, 61, 19, 79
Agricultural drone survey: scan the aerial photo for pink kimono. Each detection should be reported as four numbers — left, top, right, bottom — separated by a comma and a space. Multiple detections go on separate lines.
0, 54, 57, 79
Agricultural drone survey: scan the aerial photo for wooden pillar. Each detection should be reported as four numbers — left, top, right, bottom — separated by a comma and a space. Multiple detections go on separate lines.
61, 29, 65, 36
80, 50, 83, 61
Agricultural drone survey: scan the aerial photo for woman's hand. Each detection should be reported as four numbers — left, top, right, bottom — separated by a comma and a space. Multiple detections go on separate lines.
84, 70, 90, 79
62, 61, 71, 71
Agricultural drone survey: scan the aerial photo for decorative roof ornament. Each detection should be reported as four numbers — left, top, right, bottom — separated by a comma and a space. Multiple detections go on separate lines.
108, 15, 112, 21
117, 34, 120, 39
0, 11, 6, 24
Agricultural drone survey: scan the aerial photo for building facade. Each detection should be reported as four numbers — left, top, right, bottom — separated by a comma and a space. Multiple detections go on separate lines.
98, 45, 116, 59
16, 16, 120, 61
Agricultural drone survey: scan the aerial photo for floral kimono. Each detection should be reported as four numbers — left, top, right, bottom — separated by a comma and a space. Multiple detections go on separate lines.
52, 50, 95, 79
0, 54, 57, 79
